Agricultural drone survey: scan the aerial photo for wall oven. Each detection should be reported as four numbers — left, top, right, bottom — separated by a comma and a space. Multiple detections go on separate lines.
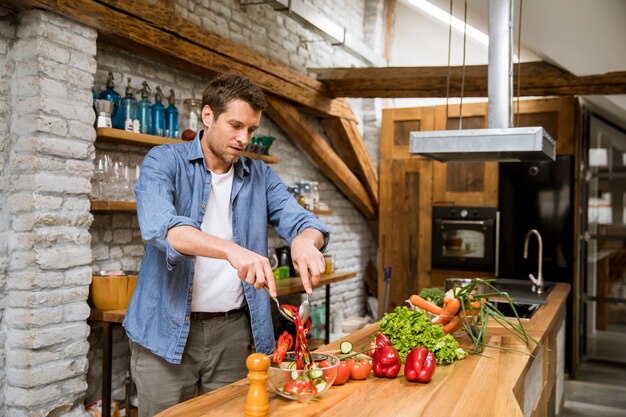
432, 206, 499, 271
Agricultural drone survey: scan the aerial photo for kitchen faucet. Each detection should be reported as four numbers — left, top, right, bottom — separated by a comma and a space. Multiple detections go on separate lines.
523, 229, 544, 294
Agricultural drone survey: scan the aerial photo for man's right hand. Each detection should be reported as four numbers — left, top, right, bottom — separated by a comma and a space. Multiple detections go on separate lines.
166, 225, 277, 297
227, 245, 276, 297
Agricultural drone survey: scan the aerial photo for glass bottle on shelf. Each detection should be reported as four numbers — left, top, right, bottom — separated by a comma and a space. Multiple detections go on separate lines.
151, 86, 166, 137
98, 71, 122, 129
180, 98, 201, 141
164, 89, 179, 139
137, 81, 152, 134
120, 77, 137, 132
311, 181, 320, 210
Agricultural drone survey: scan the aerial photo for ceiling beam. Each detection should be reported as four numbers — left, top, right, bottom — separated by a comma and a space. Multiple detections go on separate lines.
3, 0, 355, 120
265, 96, 377, 222
311, 61, 626, 98
321, 118, 379, 208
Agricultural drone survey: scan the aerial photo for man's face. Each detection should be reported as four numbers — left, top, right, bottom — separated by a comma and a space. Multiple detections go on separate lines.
201, 99, 261, 173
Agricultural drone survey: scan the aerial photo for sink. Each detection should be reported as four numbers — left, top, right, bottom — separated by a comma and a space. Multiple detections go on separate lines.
490, 301, 540, 320
491, 278, 555, 305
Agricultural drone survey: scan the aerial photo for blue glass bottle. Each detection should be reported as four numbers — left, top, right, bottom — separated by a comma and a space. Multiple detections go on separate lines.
120, 77, 137, 131
151, 86, 166, 137
98, 72, 123, 129
136, 81, 152, 135
165, 89, 179, 139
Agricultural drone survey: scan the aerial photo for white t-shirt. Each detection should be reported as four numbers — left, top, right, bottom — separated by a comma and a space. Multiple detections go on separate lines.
191, 165, 244, 312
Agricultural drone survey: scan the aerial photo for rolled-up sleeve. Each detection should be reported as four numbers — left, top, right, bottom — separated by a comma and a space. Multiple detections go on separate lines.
135, 146, 198, 268
264, 165, 330, 250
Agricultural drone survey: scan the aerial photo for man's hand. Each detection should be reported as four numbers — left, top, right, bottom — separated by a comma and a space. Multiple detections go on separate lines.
166, 226, 276, 296
290, 229, 325, 294
226, 245, 276, 297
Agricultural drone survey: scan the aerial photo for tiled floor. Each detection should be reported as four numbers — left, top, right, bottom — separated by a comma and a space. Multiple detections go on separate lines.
558, 361, 626, 417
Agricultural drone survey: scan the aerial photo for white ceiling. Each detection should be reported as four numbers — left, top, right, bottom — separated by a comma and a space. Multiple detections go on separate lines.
392, 0, 626, 126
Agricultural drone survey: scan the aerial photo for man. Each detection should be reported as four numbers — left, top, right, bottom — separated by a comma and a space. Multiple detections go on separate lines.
123, 74, 329, 416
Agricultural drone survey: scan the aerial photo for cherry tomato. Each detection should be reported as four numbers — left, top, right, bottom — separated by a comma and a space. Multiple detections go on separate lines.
349, 356, 372, 380
333, 361, 351, 385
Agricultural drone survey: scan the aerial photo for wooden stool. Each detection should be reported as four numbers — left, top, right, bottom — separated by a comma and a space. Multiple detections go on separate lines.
245, 353, 270, 417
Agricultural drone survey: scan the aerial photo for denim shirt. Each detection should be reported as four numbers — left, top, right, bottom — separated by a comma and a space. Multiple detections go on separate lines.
123, 131, 330, 364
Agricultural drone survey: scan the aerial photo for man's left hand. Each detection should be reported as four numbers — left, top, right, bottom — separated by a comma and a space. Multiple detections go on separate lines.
290, 229, 325, 294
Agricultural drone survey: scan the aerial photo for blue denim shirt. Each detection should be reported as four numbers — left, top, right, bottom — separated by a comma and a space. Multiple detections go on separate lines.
123, 131, 330, 364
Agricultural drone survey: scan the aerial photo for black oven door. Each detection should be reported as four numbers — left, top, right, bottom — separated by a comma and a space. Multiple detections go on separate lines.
432, 207, 497, 270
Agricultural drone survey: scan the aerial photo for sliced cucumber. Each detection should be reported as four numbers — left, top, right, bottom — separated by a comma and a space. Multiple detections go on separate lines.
314, 380, 327, 391
340, 341, 353, 354
308, 369, 323, 379
290, 370, 300, 380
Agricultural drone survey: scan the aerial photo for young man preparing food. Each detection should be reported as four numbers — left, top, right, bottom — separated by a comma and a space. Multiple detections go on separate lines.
123, 74, 329, 416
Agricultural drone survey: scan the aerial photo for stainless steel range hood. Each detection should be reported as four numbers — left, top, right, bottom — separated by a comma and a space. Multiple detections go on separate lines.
409, 127, 556, 162
409, 1, 556, 162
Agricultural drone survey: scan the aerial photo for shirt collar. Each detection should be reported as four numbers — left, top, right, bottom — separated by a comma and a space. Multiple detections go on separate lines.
188, 130, 250, 179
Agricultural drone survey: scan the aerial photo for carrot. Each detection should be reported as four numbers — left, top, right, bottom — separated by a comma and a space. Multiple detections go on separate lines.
443, 316, 461, 334
409, 294, 444, 315
432, 297, 461, 325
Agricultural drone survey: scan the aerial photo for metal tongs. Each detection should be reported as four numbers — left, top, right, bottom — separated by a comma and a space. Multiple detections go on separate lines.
264, 274, 312, 322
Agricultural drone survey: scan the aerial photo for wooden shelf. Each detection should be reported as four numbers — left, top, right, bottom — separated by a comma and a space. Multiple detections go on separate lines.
274, 271, 356, 297
91, 200, 136, 213
95, 128, 279, 164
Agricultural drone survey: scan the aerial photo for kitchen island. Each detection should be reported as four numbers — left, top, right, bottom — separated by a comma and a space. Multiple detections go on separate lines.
156, 283, 569, 417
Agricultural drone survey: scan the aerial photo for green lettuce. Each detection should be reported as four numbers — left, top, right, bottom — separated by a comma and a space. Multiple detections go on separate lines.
379, 306, 466, 365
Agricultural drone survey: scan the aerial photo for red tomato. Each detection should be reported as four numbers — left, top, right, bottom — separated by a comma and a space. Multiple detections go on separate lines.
349, 356, 372, 380
333, 361, 351, 385
319, 359, 337, 383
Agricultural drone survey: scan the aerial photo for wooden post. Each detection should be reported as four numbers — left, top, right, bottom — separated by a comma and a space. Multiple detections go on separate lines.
245, 353, 270, 417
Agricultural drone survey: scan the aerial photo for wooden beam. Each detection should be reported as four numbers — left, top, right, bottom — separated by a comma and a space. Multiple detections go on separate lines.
321, 118, 379, 208
265, 95, 376, 221
311, 61, 626, 98
4, 0, 355, 120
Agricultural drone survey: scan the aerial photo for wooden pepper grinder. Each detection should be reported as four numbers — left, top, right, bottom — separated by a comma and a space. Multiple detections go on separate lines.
245, 353, 270, 417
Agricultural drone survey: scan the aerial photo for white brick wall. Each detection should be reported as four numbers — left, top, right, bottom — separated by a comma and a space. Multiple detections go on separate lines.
0, 8, 16, 411
1, 9, 96, 417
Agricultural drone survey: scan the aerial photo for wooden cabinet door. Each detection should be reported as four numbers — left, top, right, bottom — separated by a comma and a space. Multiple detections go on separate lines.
432, 102, 498, 207
379, 107, 434, 315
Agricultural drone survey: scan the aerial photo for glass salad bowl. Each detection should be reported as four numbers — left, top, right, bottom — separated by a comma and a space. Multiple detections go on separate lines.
268, 352, 339, 401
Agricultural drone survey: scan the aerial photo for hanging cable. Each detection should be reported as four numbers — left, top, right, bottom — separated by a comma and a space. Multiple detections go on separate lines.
515, 0, 524, 127
445, 0, 453, 125
459, 0, 468, 130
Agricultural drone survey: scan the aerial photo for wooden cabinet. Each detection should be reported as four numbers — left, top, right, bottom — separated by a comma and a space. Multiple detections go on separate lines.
432, 102, 498, 207
379, 107, 434, 314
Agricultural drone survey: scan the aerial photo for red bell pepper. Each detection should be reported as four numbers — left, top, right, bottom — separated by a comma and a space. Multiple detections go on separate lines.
404, 347, 436, 383
371, 345, 401, 378
369, 331, 392, 356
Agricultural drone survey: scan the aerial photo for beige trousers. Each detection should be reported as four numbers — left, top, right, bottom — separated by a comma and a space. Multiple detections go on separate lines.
130, 311, 253, 417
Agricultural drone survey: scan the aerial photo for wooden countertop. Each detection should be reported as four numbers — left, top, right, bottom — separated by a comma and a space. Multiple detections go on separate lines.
156, 283, 570, 417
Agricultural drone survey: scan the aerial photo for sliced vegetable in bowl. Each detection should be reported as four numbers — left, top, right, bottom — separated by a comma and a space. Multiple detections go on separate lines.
268, 352, 339, 401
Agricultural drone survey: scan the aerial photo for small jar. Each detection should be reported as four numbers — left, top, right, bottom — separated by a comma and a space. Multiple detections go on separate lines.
324, 254, 333, 273
180, 99, 201, 141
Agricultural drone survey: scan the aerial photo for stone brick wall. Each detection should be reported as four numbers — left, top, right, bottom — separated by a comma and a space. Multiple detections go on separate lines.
1, 10, 96, 417
0, 8, 16, 411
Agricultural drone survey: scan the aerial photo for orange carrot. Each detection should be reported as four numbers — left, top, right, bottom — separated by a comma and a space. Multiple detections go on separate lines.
409, 294, 444, 315
432, 297, 461, 325
443, 316, 461, 334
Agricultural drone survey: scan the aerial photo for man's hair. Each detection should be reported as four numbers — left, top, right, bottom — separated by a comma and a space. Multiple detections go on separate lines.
202, 74, 267, 120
